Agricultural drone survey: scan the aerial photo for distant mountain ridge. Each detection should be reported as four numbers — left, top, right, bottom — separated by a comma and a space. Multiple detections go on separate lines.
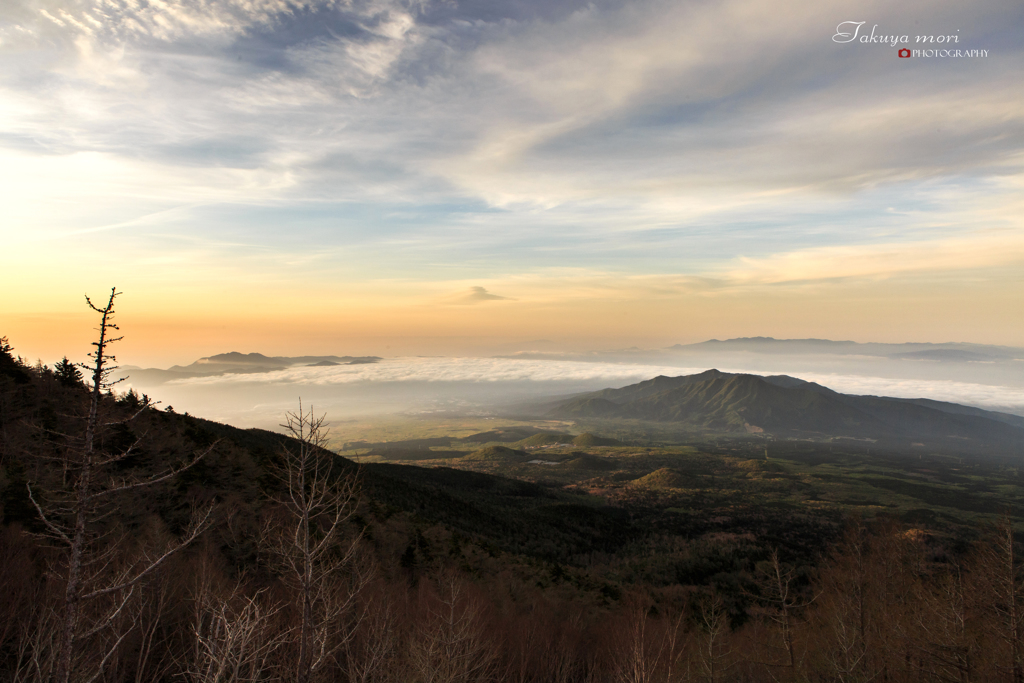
124, 351, 382, 384
176, 351, 380, 370
550, 369, 1024, 444
667, 337, 1024, 361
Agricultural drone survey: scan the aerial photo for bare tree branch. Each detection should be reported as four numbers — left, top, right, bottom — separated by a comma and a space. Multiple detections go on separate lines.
82, 504, 214, 601
26, 483, 71, 545
262, 400, 365, 683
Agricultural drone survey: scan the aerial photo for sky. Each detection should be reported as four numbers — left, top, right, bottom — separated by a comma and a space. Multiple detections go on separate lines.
2, 0, 1023, 367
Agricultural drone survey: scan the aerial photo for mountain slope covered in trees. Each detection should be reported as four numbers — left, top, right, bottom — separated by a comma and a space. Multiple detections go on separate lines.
550, 369, 1024, 444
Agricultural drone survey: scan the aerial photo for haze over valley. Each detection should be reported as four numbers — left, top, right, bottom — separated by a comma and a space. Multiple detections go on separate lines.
119, 337, 1024, 431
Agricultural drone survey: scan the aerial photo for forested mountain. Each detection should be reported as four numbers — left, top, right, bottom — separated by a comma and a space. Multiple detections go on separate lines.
551, 369, 1024, 444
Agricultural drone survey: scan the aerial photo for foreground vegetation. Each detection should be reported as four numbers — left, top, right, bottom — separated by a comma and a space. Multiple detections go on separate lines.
4, 305, 1024, 681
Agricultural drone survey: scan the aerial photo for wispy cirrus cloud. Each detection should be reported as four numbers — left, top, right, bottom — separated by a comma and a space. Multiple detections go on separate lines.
723, 232, 1024, 287
5, 0, 1022, 210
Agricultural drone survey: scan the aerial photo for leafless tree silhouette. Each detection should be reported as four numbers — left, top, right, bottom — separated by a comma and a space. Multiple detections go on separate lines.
26, 288, 214, 683
263, 401, 364, 682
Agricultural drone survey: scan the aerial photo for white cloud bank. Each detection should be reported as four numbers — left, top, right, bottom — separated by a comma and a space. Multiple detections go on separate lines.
171, 357, 700, 385
168, 356, 1024, 413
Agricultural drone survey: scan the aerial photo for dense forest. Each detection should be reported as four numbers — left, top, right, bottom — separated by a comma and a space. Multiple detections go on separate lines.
3, 298, 1024, 682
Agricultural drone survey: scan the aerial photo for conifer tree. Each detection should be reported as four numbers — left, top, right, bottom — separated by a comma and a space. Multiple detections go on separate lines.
26, 288, 214, 683
53, 356, 83, 388
0, 336, 31, 384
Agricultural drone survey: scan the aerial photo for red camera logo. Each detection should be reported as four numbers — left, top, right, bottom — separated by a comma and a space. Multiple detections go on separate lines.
898, 48, 911, 58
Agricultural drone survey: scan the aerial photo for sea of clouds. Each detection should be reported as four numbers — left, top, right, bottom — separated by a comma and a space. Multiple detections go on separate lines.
165, 357, 1024, 415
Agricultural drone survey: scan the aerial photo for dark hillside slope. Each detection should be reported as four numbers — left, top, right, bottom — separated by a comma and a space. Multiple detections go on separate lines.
0, 351, 639, 566
127, 416, 634, 561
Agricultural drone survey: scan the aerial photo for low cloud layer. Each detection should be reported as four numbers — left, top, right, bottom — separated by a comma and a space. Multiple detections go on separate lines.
784, 372, 1024, 414
166, 357, 1024, 414
171, 357, 696, 385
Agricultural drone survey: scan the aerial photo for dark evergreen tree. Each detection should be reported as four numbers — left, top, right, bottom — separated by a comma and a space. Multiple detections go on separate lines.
117, 388, 141, 409
0, 336, 31, 384
53, 356, 83, 388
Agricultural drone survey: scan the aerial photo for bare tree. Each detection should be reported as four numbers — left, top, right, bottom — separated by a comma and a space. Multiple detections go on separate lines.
615, 600, 686, 683
500, 600, 591, 683
127, 570, 178, 683
263, 401, 363, 683
184, 559, 286, 683
25, 288, 214, 683
910, 560, 979, 683
694, 592, 730, 683
342, 583, 403, 683
9, 602, 62, 683
975, 515, 1024, 683
813, 552, 873, 683
409, 573, 497, 683
751, 549, 814, 670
